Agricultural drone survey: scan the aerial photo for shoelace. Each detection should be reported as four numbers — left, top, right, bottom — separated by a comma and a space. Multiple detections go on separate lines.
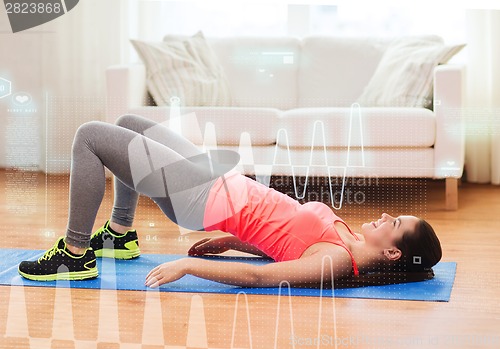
92, 225, 106, 238
38, 242, 61, 262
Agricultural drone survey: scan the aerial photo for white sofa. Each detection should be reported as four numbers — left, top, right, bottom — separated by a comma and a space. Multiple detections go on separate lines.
106, 36, 464, 210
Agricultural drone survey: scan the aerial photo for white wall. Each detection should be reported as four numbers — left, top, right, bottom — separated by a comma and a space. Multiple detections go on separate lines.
0, 10, 43, 170
0, 0, 126, 173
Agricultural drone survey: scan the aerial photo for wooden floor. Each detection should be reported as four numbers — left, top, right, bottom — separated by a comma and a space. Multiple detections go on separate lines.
0, 169, 499, 349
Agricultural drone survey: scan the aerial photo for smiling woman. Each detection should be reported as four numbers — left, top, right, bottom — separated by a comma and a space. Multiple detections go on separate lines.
360, 213, 441, 272
17, 114, 442, 287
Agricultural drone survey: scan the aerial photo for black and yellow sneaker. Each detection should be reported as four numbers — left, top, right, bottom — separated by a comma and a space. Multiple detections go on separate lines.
90, 221, 140, 259
18, 237, 98, 281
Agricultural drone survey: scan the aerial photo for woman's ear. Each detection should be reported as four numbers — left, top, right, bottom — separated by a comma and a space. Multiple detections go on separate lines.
383, 247, 402, 261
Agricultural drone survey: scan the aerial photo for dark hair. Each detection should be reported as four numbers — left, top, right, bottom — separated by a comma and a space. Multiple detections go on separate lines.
393, 219, 442, 272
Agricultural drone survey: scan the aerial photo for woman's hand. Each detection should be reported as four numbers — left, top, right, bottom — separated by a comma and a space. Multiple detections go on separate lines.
187, 237, 231, 256
145, 259, 190, 288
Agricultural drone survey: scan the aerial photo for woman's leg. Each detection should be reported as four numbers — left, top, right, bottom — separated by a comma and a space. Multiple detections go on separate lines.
109, 114, 204, 229
19, 117, 238, 280
66, 120, 220, 249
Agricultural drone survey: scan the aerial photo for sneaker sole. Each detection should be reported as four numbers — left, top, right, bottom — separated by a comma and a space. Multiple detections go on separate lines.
94, 248, 141, 259
18, 268, 99, 281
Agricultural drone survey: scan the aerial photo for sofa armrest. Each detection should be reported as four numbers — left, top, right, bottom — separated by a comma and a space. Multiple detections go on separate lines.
105, 64, 152, 123
433, 64, 465, 179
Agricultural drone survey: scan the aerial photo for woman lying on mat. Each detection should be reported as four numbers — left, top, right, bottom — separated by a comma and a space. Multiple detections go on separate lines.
18, 114, 441, 288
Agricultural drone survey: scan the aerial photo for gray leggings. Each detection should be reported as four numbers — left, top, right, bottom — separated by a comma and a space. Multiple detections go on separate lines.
66, 114, 234, 248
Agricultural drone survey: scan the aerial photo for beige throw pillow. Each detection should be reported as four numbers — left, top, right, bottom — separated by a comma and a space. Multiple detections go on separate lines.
131, 31, 232, 106
357, 37, 465, 107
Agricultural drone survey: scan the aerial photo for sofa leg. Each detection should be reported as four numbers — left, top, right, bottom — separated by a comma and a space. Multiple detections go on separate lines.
445, 178, 458, 211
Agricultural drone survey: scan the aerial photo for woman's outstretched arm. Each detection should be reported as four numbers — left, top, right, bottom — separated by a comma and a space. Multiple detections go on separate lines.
145, 248, 353, 288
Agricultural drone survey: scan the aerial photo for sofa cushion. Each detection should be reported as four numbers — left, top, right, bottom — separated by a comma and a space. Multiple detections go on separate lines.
297, 37, 389, 108
128, 106, 281, 146
278, 107, 435, 148
180, 107, 282, 146
131, 32, 232, 107
208, 37, 300, 110
357, 37, 465, 107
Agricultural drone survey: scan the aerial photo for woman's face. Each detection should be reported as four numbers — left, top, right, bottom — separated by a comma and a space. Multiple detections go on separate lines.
361, 213, 419, 249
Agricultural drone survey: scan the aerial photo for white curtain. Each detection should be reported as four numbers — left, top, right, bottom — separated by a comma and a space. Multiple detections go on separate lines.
40, 0, 128, 173
464, 9, 500, 184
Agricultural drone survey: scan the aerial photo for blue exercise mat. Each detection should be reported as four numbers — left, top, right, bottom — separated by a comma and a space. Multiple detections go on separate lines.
0, 249, 456, 301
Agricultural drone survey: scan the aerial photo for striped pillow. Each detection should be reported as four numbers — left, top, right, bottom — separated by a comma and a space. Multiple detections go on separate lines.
357, 37, 465, 108
131, 32, 232, 106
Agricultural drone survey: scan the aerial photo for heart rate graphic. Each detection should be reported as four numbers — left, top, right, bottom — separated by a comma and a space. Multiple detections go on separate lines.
12, 92, 32, 106
4, 0, 79, 33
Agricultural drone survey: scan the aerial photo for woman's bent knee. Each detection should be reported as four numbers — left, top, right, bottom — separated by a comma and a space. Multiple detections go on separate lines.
72, 121, 107, 152
115, 114, 140, 128
75, 121, 107, 139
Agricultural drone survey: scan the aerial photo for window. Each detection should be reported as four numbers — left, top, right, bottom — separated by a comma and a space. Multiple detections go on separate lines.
308, 3, 466, 42
129, 0, 288, 40
130, 1, 465, 41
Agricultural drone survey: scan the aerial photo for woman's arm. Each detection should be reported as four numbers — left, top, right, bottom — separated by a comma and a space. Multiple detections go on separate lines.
188, 236, 271, 258
145, 248, 353, 288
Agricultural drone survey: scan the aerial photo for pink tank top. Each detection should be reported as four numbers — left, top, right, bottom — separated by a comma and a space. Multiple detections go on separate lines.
203, 171, 360, 276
